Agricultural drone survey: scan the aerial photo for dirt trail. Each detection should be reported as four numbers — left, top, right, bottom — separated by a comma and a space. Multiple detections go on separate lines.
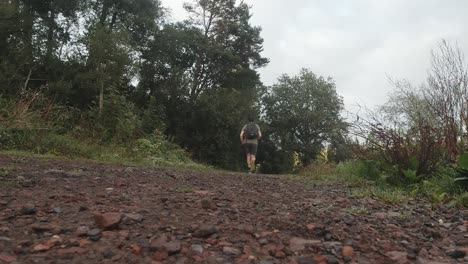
0, 154, 467, 264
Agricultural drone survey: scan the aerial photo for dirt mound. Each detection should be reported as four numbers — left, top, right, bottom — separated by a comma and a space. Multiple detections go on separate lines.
0, 154, 467, 263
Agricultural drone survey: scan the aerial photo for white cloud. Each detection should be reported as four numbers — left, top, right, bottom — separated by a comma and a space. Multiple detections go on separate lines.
160, 0, 468, 110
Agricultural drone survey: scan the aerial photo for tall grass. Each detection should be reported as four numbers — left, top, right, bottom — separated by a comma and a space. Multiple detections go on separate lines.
0, 94, 209, 170
299, 160, 467, 207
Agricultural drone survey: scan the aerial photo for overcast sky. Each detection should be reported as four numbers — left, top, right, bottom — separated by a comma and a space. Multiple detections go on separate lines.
160, 0, 468, 110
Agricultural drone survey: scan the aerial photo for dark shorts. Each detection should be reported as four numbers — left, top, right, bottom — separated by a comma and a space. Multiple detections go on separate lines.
243, 143, 258, 155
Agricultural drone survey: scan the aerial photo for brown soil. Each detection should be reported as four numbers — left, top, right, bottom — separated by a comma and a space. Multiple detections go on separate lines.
0, 154, 467, 264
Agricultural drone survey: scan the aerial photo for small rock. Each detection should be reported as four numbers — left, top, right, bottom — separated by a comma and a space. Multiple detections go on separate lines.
79, 206, 88, 212
289, 237, 321, 252
76, 226, 89, 237
447, 249, 466, 259
373, 212, 387, 220
123, 213, 144, 224
31, 223, 54, 232
0, 254, 16, 263
37, 217, 49, 222
259, 238, 269, 246
0, 236, 12, 243
102, 249, 115, 258
223, 246, 241, 256
88, 229, 102, 242
194, 190, 211, 196
323, 241, 342, 252
33, 244, 51, 252
386, 251, 407, 262
343, 217, 354, 225
53, 207, 63, 214
191, 244, 204, 255
20, 204, 37, 215
407, 252, 417, 260
47, 236, 62, 247
166, 241, 182, 255
342, 246, 354, 257
150, 236, 181, 255
79, 239, 92, 247
388, 211, 401, 218
275, 250, 286, 258
193, 224, 218, 238
153, 250, 169, 261
116, 181, 126, 187
131, 244, 141, 255
312, 254, 328, 263
93, 212, 122, 230
306, 224, 316, 232
205, 237, 217, 245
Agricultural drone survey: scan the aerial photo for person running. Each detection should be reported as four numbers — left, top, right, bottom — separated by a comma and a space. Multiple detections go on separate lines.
240, 116, 262, 173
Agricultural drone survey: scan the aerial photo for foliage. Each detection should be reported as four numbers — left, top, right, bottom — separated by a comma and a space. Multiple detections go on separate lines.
0, 0, 273, 171
298, 159, 466, 207
454, 152, 468, 189
350, 40, 468, 183
132, 131, 196, 166
262, 69, 346, 167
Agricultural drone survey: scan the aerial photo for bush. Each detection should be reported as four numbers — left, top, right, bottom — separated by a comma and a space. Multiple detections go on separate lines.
299, 161, 336, 180
0, 126, 36, 150
34, 134, 91, 157
298, 160, 371, 186
76, 94, 142, 144
131, 131, 199, 167
411, 166, 464, 203
356, 160, 382, 181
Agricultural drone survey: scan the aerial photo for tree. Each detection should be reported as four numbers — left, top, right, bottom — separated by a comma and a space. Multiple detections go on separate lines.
183, 0, 268, 99
85, 25, 130, 116
0, 0, 81, 96
424, 40, 468, 161
263, 69, 345, 166
135, 0, 268, 168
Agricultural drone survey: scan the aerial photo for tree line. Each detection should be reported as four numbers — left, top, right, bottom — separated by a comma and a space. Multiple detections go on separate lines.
0, 0, 346, 172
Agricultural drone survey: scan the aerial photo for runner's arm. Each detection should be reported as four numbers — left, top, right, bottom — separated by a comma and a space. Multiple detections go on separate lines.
240, 126, 246, 143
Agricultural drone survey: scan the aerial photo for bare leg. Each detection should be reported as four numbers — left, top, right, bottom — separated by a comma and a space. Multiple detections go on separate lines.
250, 155, 256, 172
246, 153, 251, 169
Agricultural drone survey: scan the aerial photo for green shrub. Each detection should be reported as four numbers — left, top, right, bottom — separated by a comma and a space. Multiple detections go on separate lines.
356, 160, 382, 180
454, 192, 468, 207
0, 127, 36, 150
78, 94, 142, 144
131, 131, 199, 167
35, 134, 91, 157
299, 161, 336, 180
